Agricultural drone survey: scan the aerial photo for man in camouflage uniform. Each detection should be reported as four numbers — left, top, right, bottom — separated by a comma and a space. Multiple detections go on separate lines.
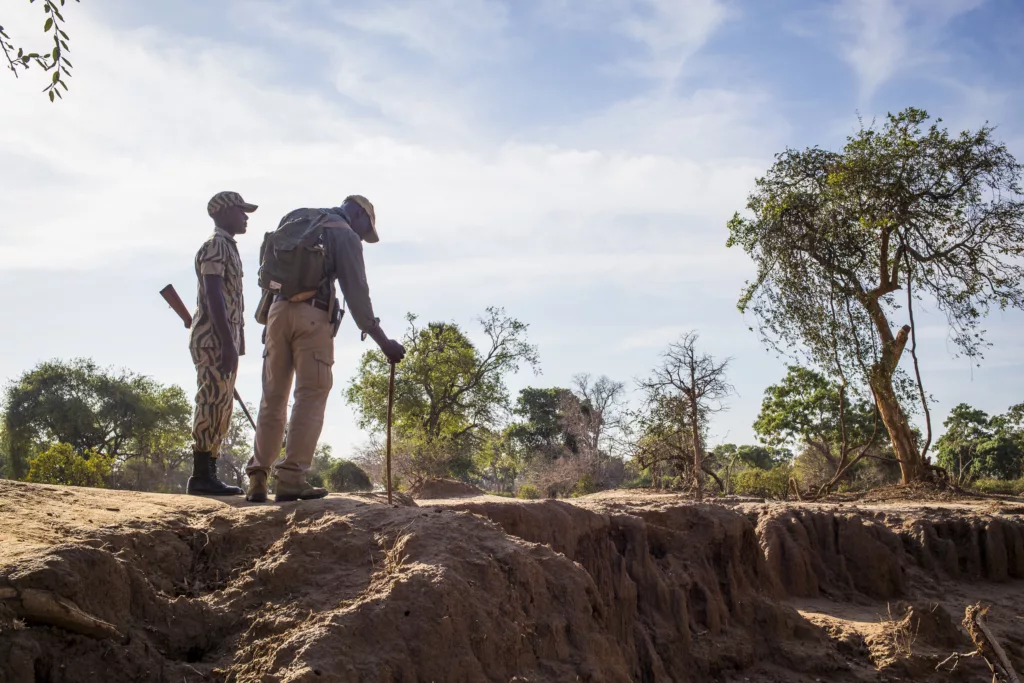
246, 195, 406, 502
187, 191, 258, 496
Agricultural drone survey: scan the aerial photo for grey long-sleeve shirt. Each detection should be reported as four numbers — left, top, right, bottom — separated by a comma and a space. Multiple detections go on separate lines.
316, 211, 378, 333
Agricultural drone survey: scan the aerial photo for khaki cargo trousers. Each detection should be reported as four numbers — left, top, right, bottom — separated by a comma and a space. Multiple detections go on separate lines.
248, 300, 335, 485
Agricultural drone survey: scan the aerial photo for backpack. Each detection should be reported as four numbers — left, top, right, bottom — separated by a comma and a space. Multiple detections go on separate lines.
257, 209, 332, 303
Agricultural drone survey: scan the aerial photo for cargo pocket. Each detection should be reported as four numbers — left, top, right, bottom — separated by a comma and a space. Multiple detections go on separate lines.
313, 349, 334, 391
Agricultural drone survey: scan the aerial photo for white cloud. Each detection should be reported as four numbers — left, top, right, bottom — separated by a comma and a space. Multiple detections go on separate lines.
539, 0, 734, 87
334, 0, 511, 65
831, 0, 986, 100
622, 0, 734, 85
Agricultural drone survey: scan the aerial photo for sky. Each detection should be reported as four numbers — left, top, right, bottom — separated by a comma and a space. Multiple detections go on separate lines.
1, 0, 1023, 458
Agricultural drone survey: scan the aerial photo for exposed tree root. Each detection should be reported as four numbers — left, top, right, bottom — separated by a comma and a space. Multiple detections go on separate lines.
0, 585, 124, 642
963, 603, 1020, 683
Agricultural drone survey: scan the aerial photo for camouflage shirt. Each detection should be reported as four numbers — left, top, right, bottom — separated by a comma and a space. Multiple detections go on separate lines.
189, 228, 245, 364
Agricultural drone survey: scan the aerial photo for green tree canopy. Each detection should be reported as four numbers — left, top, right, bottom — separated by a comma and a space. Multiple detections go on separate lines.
346, 307, 538, 483
935, 403, 1024, 484
3, 358, 192, 485
507, 387, 572, 458
754, 366, 876, 456
728, 108, 1024, 483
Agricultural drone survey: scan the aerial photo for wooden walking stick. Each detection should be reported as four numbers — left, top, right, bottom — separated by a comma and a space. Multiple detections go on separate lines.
386, 361, 396, 505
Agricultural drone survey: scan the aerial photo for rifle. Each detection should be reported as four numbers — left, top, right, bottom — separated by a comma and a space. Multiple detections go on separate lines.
159, 284, 257, 431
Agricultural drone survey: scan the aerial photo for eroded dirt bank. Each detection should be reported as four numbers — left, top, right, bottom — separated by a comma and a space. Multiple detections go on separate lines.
1, 481, 1021, 682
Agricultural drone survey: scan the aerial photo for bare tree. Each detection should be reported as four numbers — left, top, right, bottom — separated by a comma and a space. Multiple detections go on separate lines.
564, 373, 625, 458
637, 332, 733, 500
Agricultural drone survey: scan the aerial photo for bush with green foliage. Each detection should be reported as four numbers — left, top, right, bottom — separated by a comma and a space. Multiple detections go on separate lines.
731, 465, 792, 499
516, 484, 541, 499
570, 473, 598, 497
324, 459, 373, 493
970, 478, 1024, 496
26, 443, 112, 488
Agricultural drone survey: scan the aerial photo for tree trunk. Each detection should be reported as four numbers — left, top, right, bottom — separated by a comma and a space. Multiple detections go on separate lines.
688, 390, 703, 501
862, 292, 927, 484
869, 352, 926, 484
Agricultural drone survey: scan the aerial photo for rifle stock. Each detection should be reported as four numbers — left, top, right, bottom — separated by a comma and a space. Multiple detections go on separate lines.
158, 284, 257, 431
160, 284, 193, 328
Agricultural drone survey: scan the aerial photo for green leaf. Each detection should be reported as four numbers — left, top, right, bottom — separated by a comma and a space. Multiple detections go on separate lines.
51, 70, 59, 83
48, 90, 54, 102
59, 30, 68, 39
44, 18, 53, 31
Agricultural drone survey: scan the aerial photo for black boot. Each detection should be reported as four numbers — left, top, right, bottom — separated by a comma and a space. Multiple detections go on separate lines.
186, 451, 243, 496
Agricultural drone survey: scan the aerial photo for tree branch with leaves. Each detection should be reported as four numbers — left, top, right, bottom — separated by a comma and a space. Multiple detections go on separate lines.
2, 0, 78, 100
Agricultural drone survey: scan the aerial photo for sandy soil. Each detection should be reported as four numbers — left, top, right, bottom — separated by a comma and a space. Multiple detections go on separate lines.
1, 480, 1022, 682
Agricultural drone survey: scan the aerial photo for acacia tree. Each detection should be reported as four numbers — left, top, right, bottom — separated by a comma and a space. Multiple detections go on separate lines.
728, 108, 1024, 484
635, 332, 733, 499
2, 0, 78, 100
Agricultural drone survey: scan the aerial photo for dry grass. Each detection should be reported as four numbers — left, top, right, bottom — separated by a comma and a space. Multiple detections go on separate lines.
882, 603, 919, 659
374, 523, 413, 577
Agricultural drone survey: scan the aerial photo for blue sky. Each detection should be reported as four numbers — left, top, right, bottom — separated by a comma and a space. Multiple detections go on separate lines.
1, 0, 1022, 457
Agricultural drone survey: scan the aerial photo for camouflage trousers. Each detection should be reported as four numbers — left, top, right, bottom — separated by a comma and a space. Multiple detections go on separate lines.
192, 353, 236, 456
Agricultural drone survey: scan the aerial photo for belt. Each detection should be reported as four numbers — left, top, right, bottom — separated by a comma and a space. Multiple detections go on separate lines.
273, 295, 329, 312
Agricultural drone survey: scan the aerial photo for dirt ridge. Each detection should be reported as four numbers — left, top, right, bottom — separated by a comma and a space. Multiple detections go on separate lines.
1, 483, 1022, 682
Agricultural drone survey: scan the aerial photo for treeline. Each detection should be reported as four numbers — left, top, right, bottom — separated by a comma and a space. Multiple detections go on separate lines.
343, 309, 1023, 499
0, 359, 365, 493
3, 317, 1023, 500
4, 313, 1024, 500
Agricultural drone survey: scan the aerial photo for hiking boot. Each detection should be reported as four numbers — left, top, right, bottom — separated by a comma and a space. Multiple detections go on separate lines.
274, 479, 329, 502
186, 451, 244, 496
246, 471, 268, 503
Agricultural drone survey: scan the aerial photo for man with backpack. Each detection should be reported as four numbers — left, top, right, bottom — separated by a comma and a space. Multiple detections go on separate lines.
187, 191, 258, 496
245, 195, 406, 503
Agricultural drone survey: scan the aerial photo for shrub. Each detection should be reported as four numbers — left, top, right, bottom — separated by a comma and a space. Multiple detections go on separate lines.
570, 473, 598, 497
517, 484, 541, 499
487, 490, 515, 498
970, 478, 1024, 496
27, 443, 112, 488
324, 459, 373, 492
732, 465, 792, 499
